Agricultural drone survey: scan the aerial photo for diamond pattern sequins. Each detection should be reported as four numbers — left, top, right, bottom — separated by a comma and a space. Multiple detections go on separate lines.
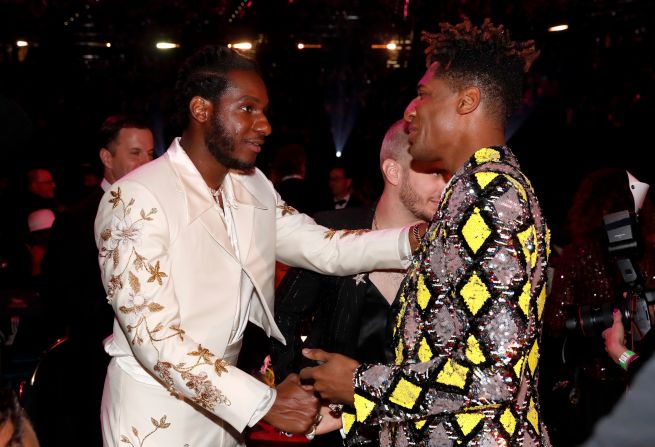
389, 378, 423, 409
350, 146, 550, 447
459, 272, 491, 316
436, 359, 469, 390
461, 207, 491, 254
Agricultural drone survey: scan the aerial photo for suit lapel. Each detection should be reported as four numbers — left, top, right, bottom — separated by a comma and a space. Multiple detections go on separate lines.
227, 173, 266, 263
167, 140, 238, 261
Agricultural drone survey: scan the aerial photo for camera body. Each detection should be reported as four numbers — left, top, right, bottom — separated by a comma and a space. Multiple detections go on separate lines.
565, 210, 655, 340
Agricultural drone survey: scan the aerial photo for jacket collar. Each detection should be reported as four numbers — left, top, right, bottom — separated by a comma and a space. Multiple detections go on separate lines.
167, 137, 266, 224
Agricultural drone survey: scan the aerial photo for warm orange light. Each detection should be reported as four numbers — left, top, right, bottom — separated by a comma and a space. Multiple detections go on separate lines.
297, 43, 321, 50
228, 42, 253, 50
548, 24, 569, 32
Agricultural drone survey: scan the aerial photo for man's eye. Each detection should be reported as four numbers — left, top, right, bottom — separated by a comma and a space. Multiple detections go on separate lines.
241, 105, 254, 112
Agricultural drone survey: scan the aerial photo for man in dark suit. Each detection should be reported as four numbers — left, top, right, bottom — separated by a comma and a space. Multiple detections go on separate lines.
271, 120, 449, 445
326, 165, 363, 210
36, 115, 154, 446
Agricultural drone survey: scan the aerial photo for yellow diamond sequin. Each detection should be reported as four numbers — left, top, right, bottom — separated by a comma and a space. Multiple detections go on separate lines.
527, 399, 540, 434
528, 340, 540, 375
474, 147, 501, 164
461, 207, 491, 254
503, 174, 527, 202
418, 337, 433, 363
436, 359, 469, 389
440, 188, 452, 210
395, 338, 404, 365
500, 407, 517, 436
389, 378, 422, 409
455, 412, 484, 436
475, 172, 499, 190
417, 275, 431, 311
513, 356, 525, 378
465, 334, 486, 365
537, 284, 547, 320
460, 273, 491, 316
415, 418, 427, 430
518, 281, 531, 318
546, 226, 552, 258
342, 411, 356, 434
395, 294, 407, 331
354, 394, 376, 422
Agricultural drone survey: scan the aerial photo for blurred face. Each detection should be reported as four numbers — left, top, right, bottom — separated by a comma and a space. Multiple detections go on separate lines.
28, 169, 56, 199
404, 62, 460, 166
400, 161, 449, 221
103, 127, 154, 183
328, 167, 352, 199
206, 70, 271, 171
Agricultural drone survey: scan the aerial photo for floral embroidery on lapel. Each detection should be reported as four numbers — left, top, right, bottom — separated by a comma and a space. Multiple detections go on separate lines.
120, 415, 170, 446
99, 187, 231, 410
277, 203, 297, 216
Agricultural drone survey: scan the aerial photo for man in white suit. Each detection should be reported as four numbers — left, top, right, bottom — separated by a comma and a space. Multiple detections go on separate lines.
95, 46, 423, 446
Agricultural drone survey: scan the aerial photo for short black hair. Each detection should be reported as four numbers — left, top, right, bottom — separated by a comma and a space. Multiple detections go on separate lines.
174, 45, 260, 129
422, 18, 539, 121
99, 115, 152, 153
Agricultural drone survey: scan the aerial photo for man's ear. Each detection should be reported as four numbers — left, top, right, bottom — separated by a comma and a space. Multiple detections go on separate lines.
381, 159, 401, 186
190, 96, 212, 123
99, 148, 113, 170
457, 86, 481, 115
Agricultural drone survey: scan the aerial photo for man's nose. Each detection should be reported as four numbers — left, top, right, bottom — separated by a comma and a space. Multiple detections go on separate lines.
255, 115, 272, 136
404, 99, 418, 122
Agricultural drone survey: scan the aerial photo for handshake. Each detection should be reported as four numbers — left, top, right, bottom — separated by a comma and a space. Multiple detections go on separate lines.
262, 349, 360, 437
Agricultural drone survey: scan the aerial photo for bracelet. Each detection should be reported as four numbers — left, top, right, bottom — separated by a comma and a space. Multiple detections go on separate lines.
412, 224, 422, 246
618, 350, 637, 370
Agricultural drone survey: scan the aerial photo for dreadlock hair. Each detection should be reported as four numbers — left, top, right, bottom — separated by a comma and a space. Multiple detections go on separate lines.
174, 45, 260, 129
421, 18, 540, 122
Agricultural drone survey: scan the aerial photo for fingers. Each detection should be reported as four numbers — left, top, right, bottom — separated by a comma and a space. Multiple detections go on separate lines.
303, 348, 331, 363
299, 366, 315, 382
613, 309, 622, 322
284, 373, 300, 383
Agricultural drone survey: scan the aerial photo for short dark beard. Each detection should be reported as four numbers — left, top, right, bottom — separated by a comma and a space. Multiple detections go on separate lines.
400, 176, 432, 222
205, 112, 255, 171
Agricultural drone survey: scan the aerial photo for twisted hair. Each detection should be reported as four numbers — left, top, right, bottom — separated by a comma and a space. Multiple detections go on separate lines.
422, 18, 540, 121
174, 45, 260, 129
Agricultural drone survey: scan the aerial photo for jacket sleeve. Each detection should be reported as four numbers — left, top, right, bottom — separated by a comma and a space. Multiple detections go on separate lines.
350, 170, 548, 427
95, 181, 272, 432
273, 193, 410, 274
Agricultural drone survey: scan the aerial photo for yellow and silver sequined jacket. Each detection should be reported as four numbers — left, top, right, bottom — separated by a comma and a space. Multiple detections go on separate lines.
348, 146, 552, 446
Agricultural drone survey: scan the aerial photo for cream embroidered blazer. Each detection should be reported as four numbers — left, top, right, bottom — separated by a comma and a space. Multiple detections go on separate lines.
95, 138, 408, 444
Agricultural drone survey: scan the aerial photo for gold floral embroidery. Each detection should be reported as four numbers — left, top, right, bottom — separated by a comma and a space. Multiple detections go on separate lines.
277, 203, 297, 216
342, 228, 371, 237
100, 188, 231, 411
323, 228, 371, 240
120, 415, 170, 446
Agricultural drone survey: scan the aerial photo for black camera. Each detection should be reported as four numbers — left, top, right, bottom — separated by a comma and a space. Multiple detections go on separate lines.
565, 210, 655, 339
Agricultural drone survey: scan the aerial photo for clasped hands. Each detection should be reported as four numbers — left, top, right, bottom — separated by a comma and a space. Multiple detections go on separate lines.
263, 349, 360, 437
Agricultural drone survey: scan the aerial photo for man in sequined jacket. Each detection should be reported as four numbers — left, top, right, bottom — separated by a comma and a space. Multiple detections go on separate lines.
302, 18, 552, 446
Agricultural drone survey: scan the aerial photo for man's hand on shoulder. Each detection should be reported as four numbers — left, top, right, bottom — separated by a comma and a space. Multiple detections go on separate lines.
263, 373, 319, 434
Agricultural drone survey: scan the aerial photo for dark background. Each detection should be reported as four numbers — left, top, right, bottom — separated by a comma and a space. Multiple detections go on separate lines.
1, 0, 654, 240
